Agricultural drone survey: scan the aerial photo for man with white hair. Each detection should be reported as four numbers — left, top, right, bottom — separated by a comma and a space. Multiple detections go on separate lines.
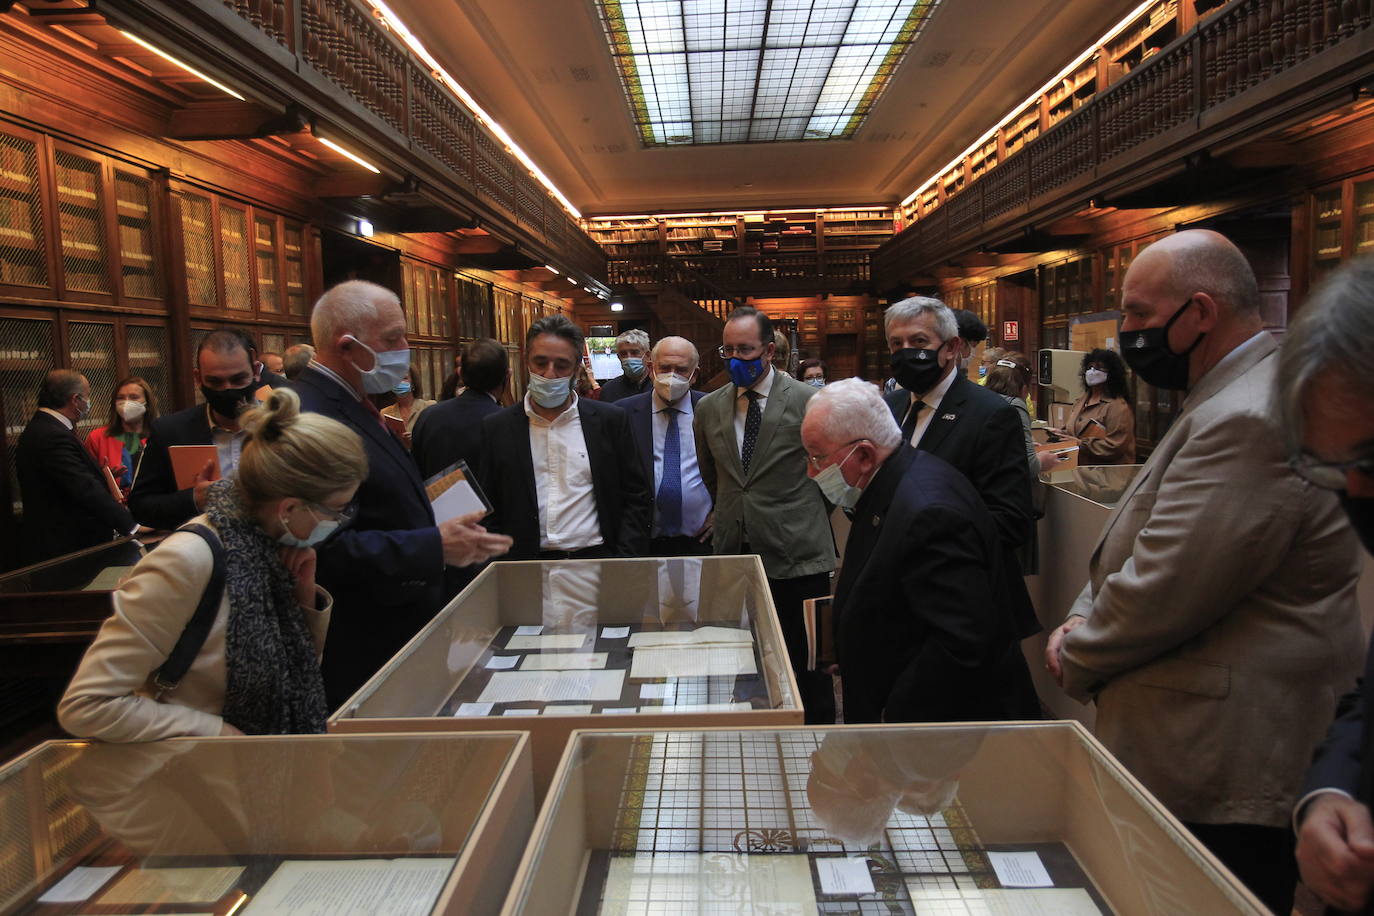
294, 280, 513, 705
802, 378, 1040, 724
597, 328, 651, 403
1044, 230, 1362, 914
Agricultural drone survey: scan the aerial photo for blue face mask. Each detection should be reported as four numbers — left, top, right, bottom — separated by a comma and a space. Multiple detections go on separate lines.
727, 355, 766, 389
621, 357, 645, 380
278, 505, 340, 548
345, 335, 411, 395
806, 377, 825, 388
392, 381, 412, 396
527, 371, 572, 409
812, 443, 865, 509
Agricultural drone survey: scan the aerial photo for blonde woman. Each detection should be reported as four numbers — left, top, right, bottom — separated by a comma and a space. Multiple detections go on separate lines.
59, 388, 368, 741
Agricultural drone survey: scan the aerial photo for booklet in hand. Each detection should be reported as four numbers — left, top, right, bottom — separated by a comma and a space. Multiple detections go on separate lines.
424, 460, 492, 523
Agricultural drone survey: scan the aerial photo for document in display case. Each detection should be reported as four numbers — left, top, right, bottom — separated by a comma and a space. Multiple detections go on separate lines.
0, 732, 534, 915
503, 722, 1268, 915
330, 557, 803, 795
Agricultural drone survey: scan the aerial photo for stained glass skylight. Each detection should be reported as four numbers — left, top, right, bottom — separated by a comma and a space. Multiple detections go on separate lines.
597, 0, 941, 147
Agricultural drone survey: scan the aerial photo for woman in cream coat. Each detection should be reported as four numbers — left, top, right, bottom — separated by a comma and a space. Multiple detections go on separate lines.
59, 388, 368, 741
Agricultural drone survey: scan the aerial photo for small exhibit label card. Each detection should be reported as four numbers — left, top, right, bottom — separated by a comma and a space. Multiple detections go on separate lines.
815, 857, 874, 896
988, 851, 1053, 887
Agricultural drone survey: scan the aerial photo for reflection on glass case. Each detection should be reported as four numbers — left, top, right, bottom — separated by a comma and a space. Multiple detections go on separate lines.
0, 733, 533, 915
1044, 464, 1143, 509
504, 723, 1267, 915
330, 558, 802, 794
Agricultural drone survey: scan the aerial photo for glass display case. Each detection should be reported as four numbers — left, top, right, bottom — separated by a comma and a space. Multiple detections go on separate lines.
330, 557, 802, 795
503, 723, 1266, 915
1042, 464, 1143, 510
0, 732, 533, 915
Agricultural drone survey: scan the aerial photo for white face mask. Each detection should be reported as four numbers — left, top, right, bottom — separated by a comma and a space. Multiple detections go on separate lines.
117, 400, 146, 422
653, 371, 691, 404
1085, 368, 1109, 387
527, 371, 572, 409
278, 505, 340, 548
812, 443, 865, 509
345, 335, 411, 394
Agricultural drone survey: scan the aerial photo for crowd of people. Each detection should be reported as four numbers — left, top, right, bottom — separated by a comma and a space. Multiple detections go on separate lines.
16, 228, 1374, 911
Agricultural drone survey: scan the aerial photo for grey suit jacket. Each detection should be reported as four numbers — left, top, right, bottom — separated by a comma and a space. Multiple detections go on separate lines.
694, 370, 835, 580
1060, 332, 1362, 827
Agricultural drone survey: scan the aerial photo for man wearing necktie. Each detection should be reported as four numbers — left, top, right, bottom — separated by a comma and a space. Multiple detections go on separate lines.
621, 336, 712, 556
695, 307, 836, 723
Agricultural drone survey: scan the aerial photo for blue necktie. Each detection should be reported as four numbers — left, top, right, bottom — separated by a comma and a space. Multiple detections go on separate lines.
657, 407, 683, 535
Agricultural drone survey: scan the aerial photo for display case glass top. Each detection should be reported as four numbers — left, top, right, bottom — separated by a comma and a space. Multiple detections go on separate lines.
0, 732, 531, 916
505, 723, 1266, 915
335, 557, 799, 722
0, 536, 146, 597
1044, 464, 1143, 509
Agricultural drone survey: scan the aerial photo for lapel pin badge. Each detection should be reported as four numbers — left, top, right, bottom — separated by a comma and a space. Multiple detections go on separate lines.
941, 413, 956, 420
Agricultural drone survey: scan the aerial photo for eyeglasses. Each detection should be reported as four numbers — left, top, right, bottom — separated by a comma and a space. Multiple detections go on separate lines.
1288, 453, 1374, 491
308, 499, 358, 527
807, 439, 866, 473
718, 344, 764, 359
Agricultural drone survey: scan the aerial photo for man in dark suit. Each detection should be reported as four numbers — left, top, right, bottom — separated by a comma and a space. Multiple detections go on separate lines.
129, 329, 270, 531
596, 328, 652, 403
479, 314, 650, 560
803, 378, 1039, 724
17, 370, 137, 565
411, 338, 508, 481
1285, 257, 1374, 913
882, 296, 1033, 553
295, 280, 511, 706
620, 335, 713, 557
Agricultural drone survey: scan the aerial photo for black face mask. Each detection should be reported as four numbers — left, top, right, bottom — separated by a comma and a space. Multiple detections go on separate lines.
1340, 493, 1374, 556
201, 383, 256, 419
890, 345, 946, 395
1121, 297, 1206, 391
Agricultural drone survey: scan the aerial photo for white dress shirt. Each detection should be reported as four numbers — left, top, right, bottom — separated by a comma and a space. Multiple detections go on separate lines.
524, 393, 602, 551
903, 365, 959, 446
40, 407, 73, 430
733, 365, 777, 455
207, 405, 247, 478
652, 391, 711, 537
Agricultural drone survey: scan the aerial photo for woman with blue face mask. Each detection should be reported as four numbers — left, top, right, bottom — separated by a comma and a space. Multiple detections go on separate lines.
59, 388, 368, 742
379, 366, 436, 449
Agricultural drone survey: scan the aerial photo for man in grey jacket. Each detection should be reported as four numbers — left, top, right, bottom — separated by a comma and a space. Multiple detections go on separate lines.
1045, 230, 1362, 914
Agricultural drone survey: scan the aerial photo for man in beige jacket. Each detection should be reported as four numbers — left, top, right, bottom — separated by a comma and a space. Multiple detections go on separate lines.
1045, 230, 1362, 914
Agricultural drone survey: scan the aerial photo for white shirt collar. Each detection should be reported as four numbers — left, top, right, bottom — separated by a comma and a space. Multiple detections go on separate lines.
309, 360, 362, 401
736, 365, 776, 400
909, 363, 959, 409
524, 390, 580, 426
654, 390, 695, 414
40, 407, 73, 430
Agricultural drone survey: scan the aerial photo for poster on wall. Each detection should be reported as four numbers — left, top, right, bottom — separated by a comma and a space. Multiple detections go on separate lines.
1069, 311, 1122, 353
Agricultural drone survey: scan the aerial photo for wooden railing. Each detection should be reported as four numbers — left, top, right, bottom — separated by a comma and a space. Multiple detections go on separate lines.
608, 255, 742, 382
616, 250, 872, 294
875, 0, 1374, 286
117, 0, 607, 282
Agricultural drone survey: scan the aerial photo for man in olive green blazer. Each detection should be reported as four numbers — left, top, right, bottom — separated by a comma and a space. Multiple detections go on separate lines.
1045, 231, 1362, 915
696, 307, 836, 722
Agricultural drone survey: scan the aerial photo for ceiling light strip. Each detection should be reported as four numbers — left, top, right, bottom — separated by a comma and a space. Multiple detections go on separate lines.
363, 0, 583, 218
316, 136, 382, 174
118, 30, 246, 100
900, 0, 1156, 208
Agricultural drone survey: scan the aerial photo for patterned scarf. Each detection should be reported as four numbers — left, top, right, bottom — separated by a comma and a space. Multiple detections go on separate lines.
204, 479, 328, 734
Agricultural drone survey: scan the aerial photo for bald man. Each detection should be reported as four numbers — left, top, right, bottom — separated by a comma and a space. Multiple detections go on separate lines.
1044, 230, 1362, 913
620, 336, 713, 556
294, 280, 511, 705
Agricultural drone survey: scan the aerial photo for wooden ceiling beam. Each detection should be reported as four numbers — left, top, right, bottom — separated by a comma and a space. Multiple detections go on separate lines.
167, 101, 304, 141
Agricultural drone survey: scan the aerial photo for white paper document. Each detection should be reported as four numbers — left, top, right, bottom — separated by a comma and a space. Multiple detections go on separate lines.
601, 626, 631, 639
520, 652, 608, 670
627, 626, 753, 648
514, 625, 544, 635
816, 857, 874, 896
505, 633, 588, 650
658, 702, 754, 713
603, 706, 638, 714
478, 669, 625, 704
988, 851, 1054, 888
906, 885, 1098, 915
602, 853, 815, 914
484, 655, 519, 670
430, 475, 486, 524
543, 704, 593, 715
503, 708, 539, 716
37, 866, 122, 904
630, 645, 757, 679
242, 858, 453, 916
99, 866, 244, 904
639, 683, 675, 700
454, 702, 493, 717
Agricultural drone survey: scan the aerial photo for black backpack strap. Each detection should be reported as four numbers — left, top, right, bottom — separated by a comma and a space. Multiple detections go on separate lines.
151, 523, 226, 697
